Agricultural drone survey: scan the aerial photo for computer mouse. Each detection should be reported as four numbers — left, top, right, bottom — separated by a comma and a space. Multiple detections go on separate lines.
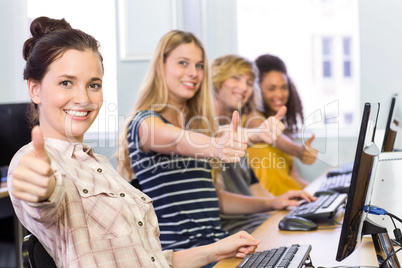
314, 189, 337, 197
278, 216, 318, 231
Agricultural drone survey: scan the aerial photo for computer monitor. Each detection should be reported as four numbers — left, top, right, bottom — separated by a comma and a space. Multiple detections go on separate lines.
336, 103, 401, 266
0, 103, 33, 167
382, 94, 400, 152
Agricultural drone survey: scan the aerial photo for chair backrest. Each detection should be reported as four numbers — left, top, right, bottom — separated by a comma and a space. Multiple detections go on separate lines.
21, 234, 56, 268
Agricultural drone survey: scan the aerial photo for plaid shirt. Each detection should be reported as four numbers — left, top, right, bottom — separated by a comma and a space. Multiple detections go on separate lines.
8, 138, 172, 268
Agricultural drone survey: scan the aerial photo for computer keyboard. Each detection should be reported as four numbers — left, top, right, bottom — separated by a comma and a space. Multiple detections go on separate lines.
237, 244, 312, 268
319, 173, 352, 194
326, 162, 353, 177
286, 193, 347, 221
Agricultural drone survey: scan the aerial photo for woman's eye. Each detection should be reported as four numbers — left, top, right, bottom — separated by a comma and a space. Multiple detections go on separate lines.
196, 63, 204, 69
179, 61, 188, 66
247, 80, 254, 87
60, 81, 72, 87
232, 75, 240, 80
89, 83, 102, 90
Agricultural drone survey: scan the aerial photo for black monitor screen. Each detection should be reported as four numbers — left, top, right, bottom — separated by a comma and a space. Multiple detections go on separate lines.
336, 103, 380, 261
0, 103, 33, 167
382, 94, 400, 152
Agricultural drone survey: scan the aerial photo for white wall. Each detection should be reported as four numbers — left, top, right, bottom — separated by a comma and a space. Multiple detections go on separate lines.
115, 0, 237, 120
0, 0, 29, 104
297, 0, 402, 180
1, 0, 401, 173
359, 0, 402, 130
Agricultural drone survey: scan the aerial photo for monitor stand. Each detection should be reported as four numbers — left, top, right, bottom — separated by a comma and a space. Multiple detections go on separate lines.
363, 219, 401, 268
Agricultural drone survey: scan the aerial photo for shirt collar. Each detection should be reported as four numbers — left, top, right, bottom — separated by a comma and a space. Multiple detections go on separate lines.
44, 137, 95, 158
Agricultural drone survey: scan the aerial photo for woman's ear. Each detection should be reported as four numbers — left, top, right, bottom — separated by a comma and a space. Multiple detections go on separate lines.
28, 79, 41, 104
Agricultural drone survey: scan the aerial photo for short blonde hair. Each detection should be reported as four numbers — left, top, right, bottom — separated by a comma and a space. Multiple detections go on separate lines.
211, 54, 257, 115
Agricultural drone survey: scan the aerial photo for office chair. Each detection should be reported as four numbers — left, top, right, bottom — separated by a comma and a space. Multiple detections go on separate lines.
21, 234, 56, 268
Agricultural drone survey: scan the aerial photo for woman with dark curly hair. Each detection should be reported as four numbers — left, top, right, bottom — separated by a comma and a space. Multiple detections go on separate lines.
245, 54, 317, 196
255, 54, 303, 135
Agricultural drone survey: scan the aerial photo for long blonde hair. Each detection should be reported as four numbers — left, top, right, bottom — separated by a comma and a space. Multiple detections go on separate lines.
118, 30, 217, 181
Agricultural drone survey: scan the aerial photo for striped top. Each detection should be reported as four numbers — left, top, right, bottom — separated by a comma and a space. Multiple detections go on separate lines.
8, 138, 172, 268
128, 110, 228, 250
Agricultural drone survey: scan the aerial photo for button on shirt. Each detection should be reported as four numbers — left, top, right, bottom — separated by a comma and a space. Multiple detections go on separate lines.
7, 138, 172, 268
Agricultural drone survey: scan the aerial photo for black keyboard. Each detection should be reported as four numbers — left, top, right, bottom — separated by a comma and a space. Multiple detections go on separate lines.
326, 162, 353, 177
237, 244, 312, 268
319, 173, 351, 193
286, 193, 347, 221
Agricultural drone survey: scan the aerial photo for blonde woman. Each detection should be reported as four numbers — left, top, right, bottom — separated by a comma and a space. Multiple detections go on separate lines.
118, 31, 308, 253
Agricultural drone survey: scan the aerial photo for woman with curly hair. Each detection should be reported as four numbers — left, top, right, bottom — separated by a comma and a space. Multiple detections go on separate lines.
245, 54, 317, 196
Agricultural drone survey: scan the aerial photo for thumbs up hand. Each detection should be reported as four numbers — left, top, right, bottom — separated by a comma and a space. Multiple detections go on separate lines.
246, 106, 287, 145
213, 110, 248, 162
11, 126, 56, 202
32, 126, 51, 163
299, 134, 318, 165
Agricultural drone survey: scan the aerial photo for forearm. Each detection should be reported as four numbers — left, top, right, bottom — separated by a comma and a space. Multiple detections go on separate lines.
175, 130, 216, 159
249, 183, 274, 198
276, 135, 303, 158
140, 117, 246, 161
159, 128, 245, 162
172, 244, 215, 268
140, 118, 215, 158
217, 190, 275, 214
173, 231, 260, 267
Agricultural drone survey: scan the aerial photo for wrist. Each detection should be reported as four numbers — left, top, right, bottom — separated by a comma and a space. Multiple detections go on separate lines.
194, 244, 218, 266
210, 138, 219, 158
247, 130, 258, 145
297, 145, 304, 159
263, 197, 275, 211
41, 174, 56, 202
206, 243, 220, 263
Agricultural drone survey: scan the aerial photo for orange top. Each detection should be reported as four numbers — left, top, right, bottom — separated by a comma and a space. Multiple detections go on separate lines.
242, 112, 302, 195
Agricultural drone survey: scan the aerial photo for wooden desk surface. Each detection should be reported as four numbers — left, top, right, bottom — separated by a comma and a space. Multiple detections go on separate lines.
214, 209, 402, 267
0, 186, 8, 199
214, 175, 402, 267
